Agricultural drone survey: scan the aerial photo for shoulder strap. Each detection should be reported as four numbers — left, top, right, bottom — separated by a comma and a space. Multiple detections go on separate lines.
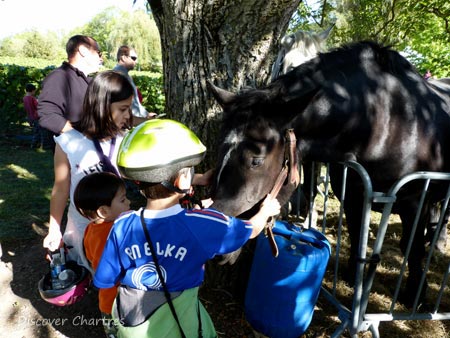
139, 209, 188, 338
92, 138, 120, 177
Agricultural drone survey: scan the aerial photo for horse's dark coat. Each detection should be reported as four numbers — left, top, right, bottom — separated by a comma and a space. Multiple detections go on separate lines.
209, 41, 450, 305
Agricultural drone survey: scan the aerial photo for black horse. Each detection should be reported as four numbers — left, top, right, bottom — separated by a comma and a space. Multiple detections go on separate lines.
208, 41, 450, 305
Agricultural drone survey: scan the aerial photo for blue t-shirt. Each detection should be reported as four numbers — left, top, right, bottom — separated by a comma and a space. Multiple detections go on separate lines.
94, 205, 253, 291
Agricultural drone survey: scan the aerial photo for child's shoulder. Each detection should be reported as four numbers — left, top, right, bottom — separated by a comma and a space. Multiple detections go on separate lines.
184, 208, 231, 224
117, 209, 135, 219
109, 210, 141, 235
115, 209, 138, 223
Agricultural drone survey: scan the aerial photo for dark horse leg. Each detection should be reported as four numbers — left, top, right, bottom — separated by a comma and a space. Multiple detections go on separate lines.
398, 201, 429, 307
342, 195, 365, 286
426, 201, 448, 254
329, 164, 364, 286
286, 161, 320, 222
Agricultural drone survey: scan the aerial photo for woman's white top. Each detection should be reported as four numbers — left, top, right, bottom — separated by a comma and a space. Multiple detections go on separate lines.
55, 129, 124, 273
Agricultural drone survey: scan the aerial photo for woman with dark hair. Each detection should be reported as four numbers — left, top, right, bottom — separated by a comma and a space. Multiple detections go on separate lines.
43, 70, 133, 273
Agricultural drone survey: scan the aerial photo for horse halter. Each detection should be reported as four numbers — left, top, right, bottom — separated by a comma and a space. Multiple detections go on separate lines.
265, 128, 300, 257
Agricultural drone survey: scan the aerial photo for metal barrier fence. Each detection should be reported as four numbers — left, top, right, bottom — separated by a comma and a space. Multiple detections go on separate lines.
293, 161, 450, 337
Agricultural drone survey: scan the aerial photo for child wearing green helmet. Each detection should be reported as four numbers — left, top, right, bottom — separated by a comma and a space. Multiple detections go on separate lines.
94, 119, 281, 338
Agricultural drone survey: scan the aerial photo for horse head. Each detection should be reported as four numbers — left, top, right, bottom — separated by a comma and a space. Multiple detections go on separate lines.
208, 82, 300, 218
271, 26, 332, 80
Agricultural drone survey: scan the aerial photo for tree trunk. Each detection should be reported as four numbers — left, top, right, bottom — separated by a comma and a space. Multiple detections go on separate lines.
149, 0, 299, 164
148, 0, 300, 299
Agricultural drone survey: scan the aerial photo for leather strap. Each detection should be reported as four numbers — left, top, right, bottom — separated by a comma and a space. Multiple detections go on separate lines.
265, 129, 299, 257
140, 210, 187, 338
93, 138, 120, 177
140, 210, 203, 337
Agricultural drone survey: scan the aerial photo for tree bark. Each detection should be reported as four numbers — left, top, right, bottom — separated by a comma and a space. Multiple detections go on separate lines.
148, 0, 300, 299
149, 0, 300, 166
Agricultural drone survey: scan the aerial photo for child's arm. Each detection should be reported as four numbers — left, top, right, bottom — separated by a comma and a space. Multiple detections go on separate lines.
248, 194, 281, 239
192, 168, 214, 186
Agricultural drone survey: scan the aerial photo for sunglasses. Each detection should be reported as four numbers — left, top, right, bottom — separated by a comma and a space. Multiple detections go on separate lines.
130, 56, 137, 61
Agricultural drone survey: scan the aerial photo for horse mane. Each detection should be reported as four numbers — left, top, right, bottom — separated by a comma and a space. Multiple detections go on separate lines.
222, 41, 421, 130
271, 40, 421, 97
317, 41, 418, 77
220, 88, 276, 131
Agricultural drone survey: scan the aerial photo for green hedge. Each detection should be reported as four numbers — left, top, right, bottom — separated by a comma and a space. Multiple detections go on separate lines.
133, 74, 165, 114
0, 64, 53, 132
0, 61, 165, 134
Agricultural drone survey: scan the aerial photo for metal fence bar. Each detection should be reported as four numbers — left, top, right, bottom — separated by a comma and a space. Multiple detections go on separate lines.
321, 163, 331, 233
436, 263, 450, 313
360, 172, 450, 335
421, 185, 450, 314
332, 165, 348, 296
295, 162, 450, 337
337, 161, 374, 336
389, 179, 430, 312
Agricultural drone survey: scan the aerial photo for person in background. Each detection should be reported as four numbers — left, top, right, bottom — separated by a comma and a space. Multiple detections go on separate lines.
23, 83, 44, 149
113, 45, 156, 198
74, 172, 131, 338
94, 119, 281, 338
113, 45, 155, 124
42, 71, 133, 274
136, 87, 143, 103
37, 35, 103, 151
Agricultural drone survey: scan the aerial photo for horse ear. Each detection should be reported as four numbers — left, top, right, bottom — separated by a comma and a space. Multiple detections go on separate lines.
318, 25, 333, 41
206, 80, 237, 108
280, 33, 295, 50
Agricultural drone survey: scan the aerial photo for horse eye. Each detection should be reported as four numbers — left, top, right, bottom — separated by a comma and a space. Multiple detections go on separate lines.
250, 157, 264, 168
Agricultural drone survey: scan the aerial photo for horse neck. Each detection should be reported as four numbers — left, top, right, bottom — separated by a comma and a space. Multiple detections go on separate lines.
287, 102, 356, 163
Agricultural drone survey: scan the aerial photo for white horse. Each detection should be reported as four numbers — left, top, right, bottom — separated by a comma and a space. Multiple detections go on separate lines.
271, 27, 333, 81
271, 27, 333, 225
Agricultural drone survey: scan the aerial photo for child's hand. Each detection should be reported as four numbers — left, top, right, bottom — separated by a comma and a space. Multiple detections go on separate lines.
248, 194, 281, 239
43, 225, 63, 252
201, 198, 213, 208
259, 194, 281, 218
193, 169, 215, 186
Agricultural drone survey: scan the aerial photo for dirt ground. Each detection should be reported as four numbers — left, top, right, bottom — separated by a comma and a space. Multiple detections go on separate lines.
0, 235, 257, 338
4, 225, 450, 338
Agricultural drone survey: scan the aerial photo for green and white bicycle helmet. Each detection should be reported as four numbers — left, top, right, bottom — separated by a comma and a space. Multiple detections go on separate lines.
117, 119, 206, 183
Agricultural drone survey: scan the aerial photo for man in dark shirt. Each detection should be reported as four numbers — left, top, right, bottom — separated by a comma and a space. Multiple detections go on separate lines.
38, 35, 103, 151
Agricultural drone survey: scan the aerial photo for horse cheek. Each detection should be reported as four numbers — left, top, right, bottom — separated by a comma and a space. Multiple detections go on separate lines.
244, 168, 271, 203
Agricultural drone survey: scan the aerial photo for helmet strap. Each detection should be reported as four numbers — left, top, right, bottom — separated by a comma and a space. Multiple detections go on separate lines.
161, 181, 191, 194
161, 167, 195, 194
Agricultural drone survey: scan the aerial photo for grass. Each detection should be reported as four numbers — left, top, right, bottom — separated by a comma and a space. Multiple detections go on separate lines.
0, 123, 53, 240
2, 122, 450, 337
